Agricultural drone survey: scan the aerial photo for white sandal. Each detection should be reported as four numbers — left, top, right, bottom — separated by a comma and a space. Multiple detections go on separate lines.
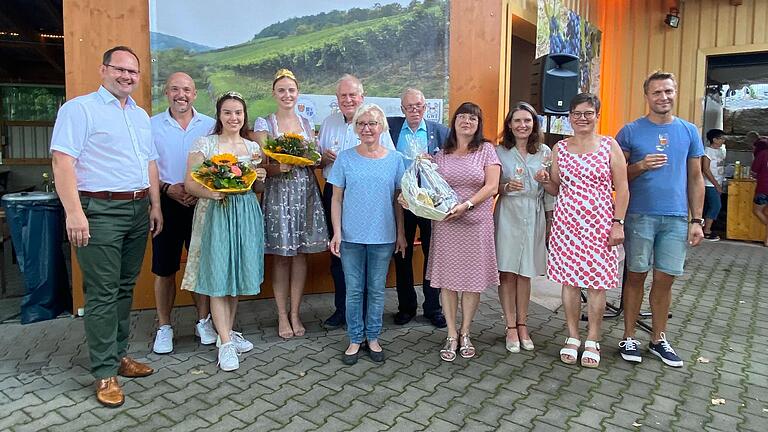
560, 337, 581, 365
581, 340, 601, 368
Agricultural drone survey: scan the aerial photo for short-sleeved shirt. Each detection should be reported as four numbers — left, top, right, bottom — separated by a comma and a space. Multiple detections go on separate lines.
617, 116, 704, 216
703, 146, 726, 187
396, 119, 428, 164
752, 150, 768, 195
50, 86, 157, 191
327, 148, 405, 244
151, 108, 215, 185
317, 112, 395, 178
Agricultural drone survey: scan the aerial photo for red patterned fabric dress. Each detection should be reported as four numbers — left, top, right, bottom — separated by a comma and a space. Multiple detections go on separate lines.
547, 136, 619, 290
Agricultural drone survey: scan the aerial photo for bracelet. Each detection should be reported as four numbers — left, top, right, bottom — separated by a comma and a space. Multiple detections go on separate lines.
161, 183, 170, 194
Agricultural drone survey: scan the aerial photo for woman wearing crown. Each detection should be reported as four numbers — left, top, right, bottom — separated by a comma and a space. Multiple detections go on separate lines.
252, 69, 329, 339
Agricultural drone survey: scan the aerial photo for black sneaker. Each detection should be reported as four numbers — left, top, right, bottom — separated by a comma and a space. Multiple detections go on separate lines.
394, 311, 415, 325
425, 312, 447, 329
648, 332, 684, 367
618, 337, 642, 363
704, 232, 720, 241
322, 310, 346, 330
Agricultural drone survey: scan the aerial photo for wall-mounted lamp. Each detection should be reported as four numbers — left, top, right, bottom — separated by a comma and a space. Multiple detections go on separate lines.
665, 8, 680, 28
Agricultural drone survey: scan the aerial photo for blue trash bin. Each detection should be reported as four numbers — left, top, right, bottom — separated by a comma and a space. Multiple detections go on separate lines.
2, 192, 71, 324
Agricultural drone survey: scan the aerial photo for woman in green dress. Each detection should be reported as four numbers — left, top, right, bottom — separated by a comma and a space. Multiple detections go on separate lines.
181, 92, 267, 372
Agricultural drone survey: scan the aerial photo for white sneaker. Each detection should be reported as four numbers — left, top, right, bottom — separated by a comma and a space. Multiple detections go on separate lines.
230, 331, 254, 353
153, 325, 173, 354
195, 314, 218, 345
217, 342, 239, 371
216, 331, 254, 354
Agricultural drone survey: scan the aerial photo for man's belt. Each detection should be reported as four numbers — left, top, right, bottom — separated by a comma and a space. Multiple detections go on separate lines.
80, 188, 149, 200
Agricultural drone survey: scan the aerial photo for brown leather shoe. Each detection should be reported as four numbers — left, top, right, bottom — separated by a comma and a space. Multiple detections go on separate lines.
95, 377, 124, 407
118, 357, 154, 378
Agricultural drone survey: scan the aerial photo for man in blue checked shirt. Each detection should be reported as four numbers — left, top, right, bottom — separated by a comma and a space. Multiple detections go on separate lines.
387, 88, 449, 328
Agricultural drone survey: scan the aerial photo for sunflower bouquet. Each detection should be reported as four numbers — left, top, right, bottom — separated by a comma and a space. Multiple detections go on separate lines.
262, 132, 321, 166
191, 153, 258, 193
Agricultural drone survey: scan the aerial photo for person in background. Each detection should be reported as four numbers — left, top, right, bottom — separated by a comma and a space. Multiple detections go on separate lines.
495, 102, 554, 353
701, 128, 726, 241
150, 72, 217, 355
387, 88, 449, 328
317, 74, 395, 330
181, 92, 267, 372
253, 69, 328, 339
750, 138, 768, 247
328, 103, 406, 365
539, 93, 628, 368
50, 46, 162, 407
425, 102, 500, 362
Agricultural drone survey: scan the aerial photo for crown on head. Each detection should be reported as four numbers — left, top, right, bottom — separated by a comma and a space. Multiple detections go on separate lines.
274, 68, 297, 82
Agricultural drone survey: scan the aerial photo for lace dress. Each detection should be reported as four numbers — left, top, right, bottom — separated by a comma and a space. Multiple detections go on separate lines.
254, 114, 328, 256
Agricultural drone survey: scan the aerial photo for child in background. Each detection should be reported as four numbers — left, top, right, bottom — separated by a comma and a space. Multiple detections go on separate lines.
701, 129, 727, 241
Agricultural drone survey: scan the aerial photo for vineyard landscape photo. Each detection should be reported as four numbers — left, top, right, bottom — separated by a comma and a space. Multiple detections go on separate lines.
150, 0, 449, 123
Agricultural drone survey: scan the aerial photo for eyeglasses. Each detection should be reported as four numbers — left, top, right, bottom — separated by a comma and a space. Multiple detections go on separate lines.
569, 111, 596, 119
456, 113, 479, 123
103, 64, 140, 77
356, 121, 379, 129
402, 103, 425, 112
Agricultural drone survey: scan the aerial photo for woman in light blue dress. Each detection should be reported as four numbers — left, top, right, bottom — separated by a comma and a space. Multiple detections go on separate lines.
182, 92, 266, 372
253, 69, 328, 340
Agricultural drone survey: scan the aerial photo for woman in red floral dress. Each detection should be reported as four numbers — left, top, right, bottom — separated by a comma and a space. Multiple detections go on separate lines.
537, 93, 629, 368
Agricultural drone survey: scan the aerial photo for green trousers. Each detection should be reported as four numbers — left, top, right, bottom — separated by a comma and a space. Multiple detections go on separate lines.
76, 196, 149, 379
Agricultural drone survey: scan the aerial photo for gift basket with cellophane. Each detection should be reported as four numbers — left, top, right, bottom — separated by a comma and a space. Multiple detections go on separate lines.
401, 156, 459, 221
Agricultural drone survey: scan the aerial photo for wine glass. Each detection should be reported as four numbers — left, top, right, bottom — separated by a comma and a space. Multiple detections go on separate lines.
330, 139, 340, 154
656, 133, 669, 152
514, 164, 525, 180
540, 154, 552, 170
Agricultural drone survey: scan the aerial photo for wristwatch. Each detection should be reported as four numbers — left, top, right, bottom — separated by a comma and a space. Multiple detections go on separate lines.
611, 218, 624, 225
690, 218, 705, 226
465, 200, 474, 210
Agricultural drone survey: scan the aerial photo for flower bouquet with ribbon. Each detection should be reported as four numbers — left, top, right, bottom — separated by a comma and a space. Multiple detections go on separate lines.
401, 155, 459, 221
262, 132, 321, 167
191, 153, 258, 194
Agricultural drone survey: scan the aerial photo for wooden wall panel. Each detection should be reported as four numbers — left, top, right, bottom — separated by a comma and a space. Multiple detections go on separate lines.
597, 0, 768, 137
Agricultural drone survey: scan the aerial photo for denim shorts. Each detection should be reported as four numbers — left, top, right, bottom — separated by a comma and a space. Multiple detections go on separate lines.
754, 194, 768, 206
624, 214, 688, 276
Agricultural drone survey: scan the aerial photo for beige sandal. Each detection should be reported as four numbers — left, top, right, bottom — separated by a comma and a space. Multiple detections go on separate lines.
440, 337, 458, 362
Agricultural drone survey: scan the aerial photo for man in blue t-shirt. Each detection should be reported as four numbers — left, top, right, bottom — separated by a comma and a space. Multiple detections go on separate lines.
616, 71, 705, 368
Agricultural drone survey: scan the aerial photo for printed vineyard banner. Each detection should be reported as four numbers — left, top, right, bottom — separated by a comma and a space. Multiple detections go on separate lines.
149, 0, 449, 124
535, 0, 602, 94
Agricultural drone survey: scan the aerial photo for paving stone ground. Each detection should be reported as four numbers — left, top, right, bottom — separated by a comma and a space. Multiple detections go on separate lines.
0, 241, 766, 431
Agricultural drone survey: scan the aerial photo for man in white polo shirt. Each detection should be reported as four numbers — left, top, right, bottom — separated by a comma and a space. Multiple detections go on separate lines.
150, 72, 216, 354
51, 46, 162, 407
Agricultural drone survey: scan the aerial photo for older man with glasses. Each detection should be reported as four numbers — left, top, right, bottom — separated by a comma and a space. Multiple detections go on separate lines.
386, 88, 449, 328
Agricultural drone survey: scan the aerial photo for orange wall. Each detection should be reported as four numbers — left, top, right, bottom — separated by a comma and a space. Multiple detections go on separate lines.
597, 0, 768, 136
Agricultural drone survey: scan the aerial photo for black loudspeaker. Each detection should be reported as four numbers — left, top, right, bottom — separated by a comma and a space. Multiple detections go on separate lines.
530, 53, 579, 115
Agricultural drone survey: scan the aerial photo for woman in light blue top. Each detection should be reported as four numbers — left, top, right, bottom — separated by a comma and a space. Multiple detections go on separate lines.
328, 103, 406, 365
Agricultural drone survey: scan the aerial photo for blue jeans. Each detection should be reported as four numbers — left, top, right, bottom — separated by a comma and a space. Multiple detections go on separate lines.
625, 214, 688, 276
341, 242, 395, 343
703, 186, 722, 221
